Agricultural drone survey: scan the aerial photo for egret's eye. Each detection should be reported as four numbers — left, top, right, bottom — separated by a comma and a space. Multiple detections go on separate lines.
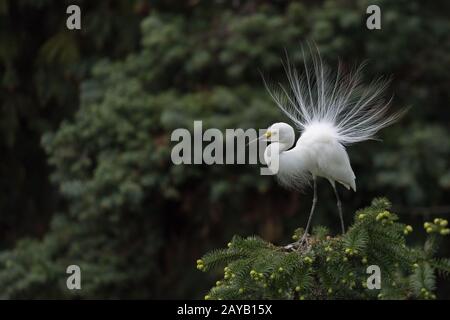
265, 131, 272, 138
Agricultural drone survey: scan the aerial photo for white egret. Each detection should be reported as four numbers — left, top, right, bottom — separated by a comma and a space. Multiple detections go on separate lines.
258, 48, 405, 248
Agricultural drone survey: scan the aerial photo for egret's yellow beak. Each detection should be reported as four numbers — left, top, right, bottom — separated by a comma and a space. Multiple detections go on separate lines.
247, 130, 271, 145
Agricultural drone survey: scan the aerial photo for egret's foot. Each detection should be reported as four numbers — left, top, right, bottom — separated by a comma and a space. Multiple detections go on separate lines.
283, 242, 297, 250
283, 235, 311, 252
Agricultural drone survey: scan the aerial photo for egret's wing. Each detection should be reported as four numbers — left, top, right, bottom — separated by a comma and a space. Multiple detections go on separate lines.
316, 141, 356, 191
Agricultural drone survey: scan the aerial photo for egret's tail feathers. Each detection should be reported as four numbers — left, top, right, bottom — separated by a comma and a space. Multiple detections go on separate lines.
263, 46, 407, 145
348, 179, 356, 192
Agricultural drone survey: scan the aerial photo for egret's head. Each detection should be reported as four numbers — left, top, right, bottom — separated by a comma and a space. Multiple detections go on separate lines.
265, 122, 295, 145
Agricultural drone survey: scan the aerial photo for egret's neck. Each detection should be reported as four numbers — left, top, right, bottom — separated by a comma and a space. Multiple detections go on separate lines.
263, 135, 295, 171
269, 142, 290, 153
273, 137, 295, 153
264, 140, 294, 168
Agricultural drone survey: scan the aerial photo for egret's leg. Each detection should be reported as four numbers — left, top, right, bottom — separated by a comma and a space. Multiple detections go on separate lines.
332, 184, 345, 234
302, 177, 317, 240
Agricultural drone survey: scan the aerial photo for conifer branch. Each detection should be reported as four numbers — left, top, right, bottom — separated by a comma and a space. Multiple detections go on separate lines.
197, 198, 450, 300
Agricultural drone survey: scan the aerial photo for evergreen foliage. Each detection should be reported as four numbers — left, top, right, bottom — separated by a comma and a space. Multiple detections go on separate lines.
0, 0, 143, 247
198, 198, 450, 300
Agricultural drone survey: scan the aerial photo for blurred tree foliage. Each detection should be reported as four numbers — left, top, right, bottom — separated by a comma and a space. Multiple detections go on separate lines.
0, 0, 449, 298
0, 0, 143, 246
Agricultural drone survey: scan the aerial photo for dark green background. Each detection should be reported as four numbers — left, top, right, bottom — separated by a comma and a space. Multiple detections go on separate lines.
0, 0, 449, 299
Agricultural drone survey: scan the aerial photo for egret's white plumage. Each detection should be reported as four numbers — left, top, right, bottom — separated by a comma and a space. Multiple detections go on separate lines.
260, 47, 405, 243
265, 122, 356, 192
